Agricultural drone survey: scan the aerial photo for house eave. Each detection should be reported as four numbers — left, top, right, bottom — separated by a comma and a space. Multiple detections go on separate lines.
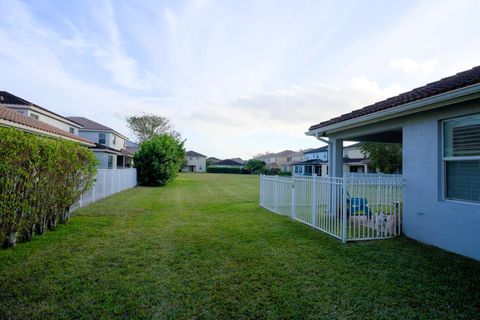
306, 83, 480, 138
0, 119, 95, 146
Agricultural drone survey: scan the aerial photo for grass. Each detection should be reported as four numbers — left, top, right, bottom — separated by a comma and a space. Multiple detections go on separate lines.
1, 173, 479, 319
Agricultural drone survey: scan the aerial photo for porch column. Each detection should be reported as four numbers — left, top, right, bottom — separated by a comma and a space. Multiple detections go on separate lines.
328, 138, 343, 177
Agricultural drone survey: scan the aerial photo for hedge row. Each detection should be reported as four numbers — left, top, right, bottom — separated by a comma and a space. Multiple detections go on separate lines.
0, 127, 97, 248
207, 167, 249, 174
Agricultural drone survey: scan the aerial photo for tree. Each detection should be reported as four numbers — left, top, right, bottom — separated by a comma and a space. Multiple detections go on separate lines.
127, 113, 178, 143
133, 134, 185, 186
245, 159, 266, 174
360, 142, 402, 174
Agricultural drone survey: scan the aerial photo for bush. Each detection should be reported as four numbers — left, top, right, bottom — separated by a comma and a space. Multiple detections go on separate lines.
264, 168, 281, 176
134, 134, 185, 186
277, 170, 292, 177
207, 167, 248, 174
244, 159, 266, 174
0, 127, 97, 248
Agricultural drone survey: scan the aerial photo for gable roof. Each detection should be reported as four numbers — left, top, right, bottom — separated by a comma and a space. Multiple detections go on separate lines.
0, 106, 94, 145
275, 150, 295, 157
215, 159, 244, 166
309, 66, 480, 131
186, 150, 206, 157
66, 116, 128, 140
0, 91, 82, 127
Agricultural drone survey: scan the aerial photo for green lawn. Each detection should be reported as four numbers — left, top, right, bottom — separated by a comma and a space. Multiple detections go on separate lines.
1, 173, 479, 319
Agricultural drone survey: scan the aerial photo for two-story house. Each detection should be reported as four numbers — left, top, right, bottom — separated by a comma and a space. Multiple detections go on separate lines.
0, 91, 94, 146
67, 117, 133, 169
293, 144, 369, 176
182, 151, 207, 172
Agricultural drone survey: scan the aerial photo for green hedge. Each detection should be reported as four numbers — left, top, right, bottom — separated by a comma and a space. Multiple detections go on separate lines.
0, 127, 97, 248
207, 167, 249, 174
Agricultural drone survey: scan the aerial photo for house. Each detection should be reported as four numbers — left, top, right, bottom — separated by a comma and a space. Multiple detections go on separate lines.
255, 150, 295, 170
292, 144, 369, 176
283, 149, 313, 172
206, 157, 221, 167
306, 66, 480, 260
182, 151, 207, 172
66, 117, 133, 169
0, 92, 94, 146
209, 159, 245, 169
126, 140, 139, 154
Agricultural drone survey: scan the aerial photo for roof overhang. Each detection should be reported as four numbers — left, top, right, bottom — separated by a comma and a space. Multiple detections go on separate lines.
306, 83, 480, 138
4, 104, 83, 128
0, 119, 95, 147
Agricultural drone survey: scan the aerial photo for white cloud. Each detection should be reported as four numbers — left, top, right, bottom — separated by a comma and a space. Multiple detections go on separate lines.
390, 58, 438, 76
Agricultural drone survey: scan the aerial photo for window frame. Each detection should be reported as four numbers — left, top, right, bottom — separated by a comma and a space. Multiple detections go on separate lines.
441, 113, 480, 204
99, 133, 106, 145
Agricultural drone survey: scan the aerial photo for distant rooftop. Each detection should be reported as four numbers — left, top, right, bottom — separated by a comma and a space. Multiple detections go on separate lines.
186, 150, 207, 157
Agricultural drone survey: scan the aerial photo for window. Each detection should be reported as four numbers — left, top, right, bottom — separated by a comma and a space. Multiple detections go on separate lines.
107, 155, 113, 169
113, 135, 116, 145
99, 133, 106, 144
30, 113, 39, 120
443, 113, 480, 203
69, 127, 75, 134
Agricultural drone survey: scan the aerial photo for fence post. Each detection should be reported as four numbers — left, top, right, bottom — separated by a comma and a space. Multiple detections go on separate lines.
291, 176, 296, 219
342, 176, 347, 243
92, 184, 96, 202
274, 176, 278, 213
103, 170, 107, 199
311, 174, 317, 227
259, 175, 263, 207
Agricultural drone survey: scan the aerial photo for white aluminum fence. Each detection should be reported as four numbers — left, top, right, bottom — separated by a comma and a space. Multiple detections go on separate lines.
71, 168, 137, 211
259, 174, 404, 242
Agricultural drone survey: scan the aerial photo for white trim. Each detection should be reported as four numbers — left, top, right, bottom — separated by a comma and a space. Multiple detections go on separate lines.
307, 83, 480, 136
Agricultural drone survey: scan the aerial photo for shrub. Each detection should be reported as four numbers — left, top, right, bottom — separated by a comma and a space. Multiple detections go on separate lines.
0, 127, 97, 248
134, 134, 185, 186
277, 170, 292, 177
244, 159, 266, 174
264, 168, 281, 176
206, 167, 248, 174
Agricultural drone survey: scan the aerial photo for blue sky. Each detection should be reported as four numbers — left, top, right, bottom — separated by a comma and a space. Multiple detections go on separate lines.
1, 0, 479, 159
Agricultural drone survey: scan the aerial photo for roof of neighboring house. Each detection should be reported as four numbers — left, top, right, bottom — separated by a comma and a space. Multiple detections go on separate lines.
0, 106, 94, 145
215, 159, 244, 166
0, 91, 82, 127
294, 157, 365, 166
275, 150, 295, 157
207, 157, 221, 161
186, 150, 207, 157
309, 65, 480, 131
303, 146, 328, 154
66, 116, 129, 140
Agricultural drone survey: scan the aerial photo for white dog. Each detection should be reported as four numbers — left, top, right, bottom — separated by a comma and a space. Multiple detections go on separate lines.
375, 213, 394, 236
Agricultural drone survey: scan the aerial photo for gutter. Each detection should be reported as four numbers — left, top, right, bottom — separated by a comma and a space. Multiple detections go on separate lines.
306, 83, 480, 137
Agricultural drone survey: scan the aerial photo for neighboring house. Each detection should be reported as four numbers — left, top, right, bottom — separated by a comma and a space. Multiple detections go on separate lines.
67, 117, 133, 169
306, 66, 480, 260
0, 92, 94, 146
126, 140, 139, 154
206, 157, 221, 167
209, 159, 245, 169
293, 144, 369, 176
182, 151, 207, 172
255, 150, 295, 170
283, 149, 313, 172
0, 106, 94, 146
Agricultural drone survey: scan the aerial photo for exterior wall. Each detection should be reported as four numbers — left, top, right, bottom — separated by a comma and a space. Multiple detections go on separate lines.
344, 147, 364, 159
185, 155, 206, 172
7, 106, 81, 134
79, 131, 106, 145
327, 99, 480, 259
108, 133, 126, 151
402, 101, 480, 260
304, 151, 327, 161
77, 131, 126, 151
94, 151, 117, 169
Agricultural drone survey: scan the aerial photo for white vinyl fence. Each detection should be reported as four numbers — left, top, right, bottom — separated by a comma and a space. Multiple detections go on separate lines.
71, 168, 137, 211
260, 174, 404, 242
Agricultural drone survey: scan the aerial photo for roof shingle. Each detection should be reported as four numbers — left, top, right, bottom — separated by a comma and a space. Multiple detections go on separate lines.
0, 106, 94, 145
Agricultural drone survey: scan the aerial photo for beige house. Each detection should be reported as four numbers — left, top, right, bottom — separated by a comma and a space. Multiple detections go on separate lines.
182, 151, 207, 172
0, 91, 94, 146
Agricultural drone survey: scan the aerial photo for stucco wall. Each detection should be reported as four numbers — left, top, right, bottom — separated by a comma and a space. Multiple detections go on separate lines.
94, 151, 117, 169
327, 98, 480, 260
185, 156, 206, 172
402, 101, 480, 260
